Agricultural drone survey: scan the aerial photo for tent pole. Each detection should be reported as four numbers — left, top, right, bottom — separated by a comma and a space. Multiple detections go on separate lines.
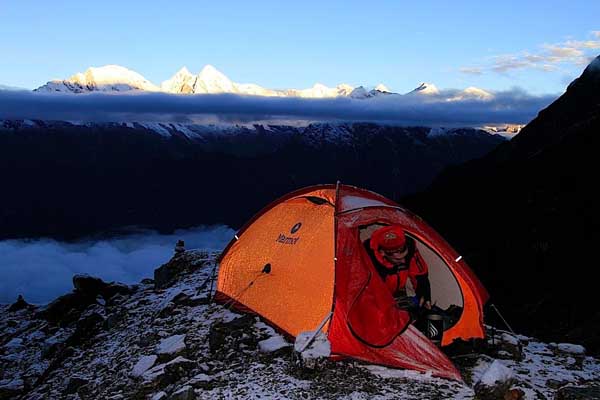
297, 311, 334, 353
208, 260, 218, 303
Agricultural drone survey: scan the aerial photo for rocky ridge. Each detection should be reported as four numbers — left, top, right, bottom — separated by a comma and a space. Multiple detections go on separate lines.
1, 250, 599, 399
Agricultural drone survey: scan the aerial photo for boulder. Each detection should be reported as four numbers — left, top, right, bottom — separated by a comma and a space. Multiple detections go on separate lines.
142, 357, 195, 388
154, 251, 210, 289
169, 385, 195, 400
554, 385, 600, 400
474, 360, 515, 400
73, 274, 132, 300
8, 295, 33, 312
64, 377, 89, 395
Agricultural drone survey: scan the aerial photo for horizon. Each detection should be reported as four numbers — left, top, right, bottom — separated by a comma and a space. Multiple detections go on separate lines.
1, 1, 599, 95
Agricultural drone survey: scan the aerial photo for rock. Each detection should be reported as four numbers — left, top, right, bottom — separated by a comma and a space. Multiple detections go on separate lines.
73, 275, 107, 295
104, 308, 127, 330
0, 378, 24, 400
474, 360, 515, 400
131, 355, 158, 378
554, 385, 600, 400
171, 292, 209, 308
150, 392, 168, 400
8, 295, 33, 312
66, 312, 105, 347
504, 388, 525, 400
64, 377, 89, 394
547, 379, 570, 389
37, 292, 92, 325
154, 252, 204, 289
157, 334, 186, 362
73, 274, 133, 300
169, 385, 195, 400
142, 357, 195, 388
208, 315, 257, 354
554, 343, 586, 355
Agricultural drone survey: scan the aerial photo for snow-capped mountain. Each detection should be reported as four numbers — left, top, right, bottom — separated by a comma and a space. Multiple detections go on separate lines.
408, 82, 441, 95
36, 65, 161, 93
160, 67, 196, 94
448, 87, 494, 101
34, 64, 494, 101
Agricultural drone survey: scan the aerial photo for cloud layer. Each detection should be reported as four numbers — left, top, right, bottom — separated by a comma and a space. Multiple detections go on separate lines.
0, 88, 557, 126
0, 225, 234, 304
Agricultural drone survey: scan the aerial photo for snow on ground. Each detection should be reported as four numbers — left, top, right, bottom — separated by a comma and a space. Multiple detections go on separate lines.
1, 250, 599, 399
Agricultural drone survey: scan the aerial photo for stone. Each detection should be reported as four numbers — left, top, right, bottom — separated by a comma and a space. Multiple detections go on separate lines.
8, 295, 32, 312
504, 388, 525, 400
131, 355, 158, 378
66, 312, 105, 347
554, 385, 600, 400
142, 357, 195, 388
169, 385, 195, 400
64, 377, 89, 394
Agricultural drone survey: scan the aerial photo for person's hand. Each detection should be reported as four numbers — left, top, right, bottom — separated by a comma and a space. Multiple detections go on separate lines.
419, 297, 432, 310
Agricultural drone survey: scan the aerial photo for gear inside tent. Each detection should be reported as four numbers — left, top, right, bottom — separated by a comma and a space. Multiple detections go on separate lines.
216, 184, 489, 381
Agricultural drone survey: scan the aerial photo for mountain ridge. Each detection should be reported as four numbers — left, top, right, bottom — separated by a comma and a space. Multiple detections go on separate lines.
35, 64, 494, 100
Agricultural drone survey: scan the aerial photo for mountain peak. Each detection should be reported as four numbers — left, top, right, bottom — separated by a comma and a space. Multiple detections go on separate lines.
36, 64, 159, 93
195, 65, 235, 93
411, 82, 440, 95
374, 83, 390, 93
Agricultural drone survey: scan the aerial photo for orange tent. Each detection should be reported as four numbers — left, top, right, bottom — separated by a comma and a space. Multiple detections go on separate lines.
216, 184, 488, 380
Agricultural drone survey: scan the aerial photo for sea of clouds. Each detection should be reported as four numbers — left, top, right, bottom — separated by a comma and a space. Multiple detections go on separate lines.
0, 89, 558, 127
0, 225, 234, 304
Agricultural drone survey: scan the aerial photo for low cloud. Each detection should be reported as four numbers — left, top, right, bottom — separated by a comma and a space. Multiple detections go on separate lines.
0, 225, 234, 304
461, 31, 600, 75
0, 88, 557, 126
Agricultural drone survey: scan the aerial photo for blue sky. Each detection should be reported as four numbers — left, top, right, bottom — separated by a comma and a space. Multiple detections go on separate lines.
1, 0, 599, 94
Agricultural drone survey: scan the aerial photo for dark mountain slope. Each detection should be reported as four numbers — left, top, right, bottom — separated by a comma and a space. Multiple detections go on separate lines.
404, 56, 600, 354
0, 122, 504, 240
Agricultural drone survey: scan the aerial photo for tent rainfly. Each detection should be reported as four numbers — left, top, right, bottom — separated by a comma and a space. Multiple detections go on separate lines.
216, 184, 489, 380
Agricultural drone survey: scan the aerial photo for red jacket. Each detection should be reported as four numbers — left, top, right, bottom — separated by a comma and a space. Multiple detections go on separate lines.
367, 237, 429, 298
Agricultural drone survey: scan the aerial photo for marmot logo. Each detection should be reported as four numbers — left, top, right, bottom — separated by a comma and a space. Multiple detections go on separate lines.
275, 222, 302, 245
291, 222, 302, 234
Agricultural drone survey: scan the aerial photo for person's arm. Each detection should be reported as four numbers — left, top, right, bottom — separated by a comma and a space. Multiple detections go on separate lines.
415, 274, 431, 308
412, 250, 432, 309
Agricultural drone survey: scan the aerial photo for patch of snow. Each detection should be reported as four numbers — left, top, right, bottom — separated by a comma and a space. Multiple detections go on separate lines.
131, 354, 158, 377
139, 122, 172, 137
364, 365, 434, 380
157, 334, 186, 355
258, 335, 289, 353
294, 331, 331, 360
428, 127, 448, 137
478, 360, 513, 386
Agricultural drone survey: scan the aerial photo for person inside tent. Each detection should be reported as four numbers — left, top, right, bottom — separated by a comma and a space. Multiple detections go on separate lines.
365, 225, 432, 315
